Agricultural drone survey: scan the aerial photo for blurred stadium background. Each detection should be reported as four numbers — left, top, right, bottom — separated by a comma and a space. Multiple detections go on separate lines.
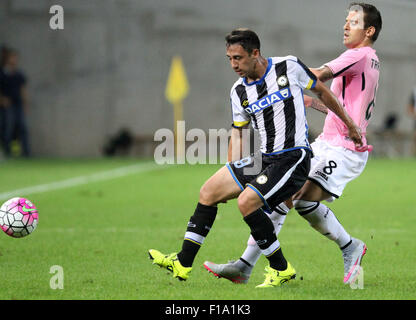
1, 1, 415, 301
0, 0, 415, 159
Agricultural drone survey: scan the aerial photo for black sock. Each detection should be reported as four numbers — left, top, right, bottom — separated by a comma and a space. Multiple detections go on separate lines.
177, 203, 217, 267
243, 208, 276, 250
243, 208, 287, 270
267, 247, 287, 271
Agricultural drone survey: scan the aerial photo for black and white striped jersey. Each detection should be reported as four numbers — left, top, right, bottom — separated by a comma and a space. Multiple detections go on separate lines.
230, 56, 317, 155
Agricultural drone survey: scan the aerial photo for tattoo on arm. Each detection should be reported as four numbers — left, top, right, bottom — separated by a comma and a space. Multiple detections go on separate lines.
310, 98, 328, 114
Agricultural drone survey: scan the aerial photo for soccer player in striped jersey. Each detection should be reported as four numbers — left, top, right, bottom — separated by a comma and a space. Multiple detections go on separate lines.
204, 3, 382, 285
149, 28, 362, 287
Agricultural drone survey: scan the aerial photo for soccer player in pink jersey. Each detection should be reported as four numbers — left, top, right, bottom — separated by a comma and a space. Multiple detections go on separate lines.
204, 2, 382, 285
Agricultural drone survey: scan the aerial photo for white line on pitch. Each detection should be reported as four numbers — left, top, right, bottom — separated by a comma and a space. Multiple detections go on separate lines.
0, 162, 169, 200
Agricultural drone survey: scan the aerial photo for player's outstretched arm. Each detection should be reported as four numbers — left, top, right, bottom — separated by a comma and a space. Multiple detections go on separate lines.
303, 65, 334, 114
310, 66, 334, 83
311, 80, 363, 148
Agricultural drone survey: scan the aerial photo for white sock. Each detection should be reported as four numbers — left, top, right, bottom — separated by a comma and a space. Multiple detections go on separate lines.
239, 205, 289, 268
238, 234, 261, 269
294, 200, 351, 248
270, 203, 288, 235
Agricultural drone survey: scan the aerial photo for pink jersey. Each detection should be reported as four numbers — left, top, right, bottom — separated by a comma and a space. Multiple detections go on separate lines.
319, 46, 380, 151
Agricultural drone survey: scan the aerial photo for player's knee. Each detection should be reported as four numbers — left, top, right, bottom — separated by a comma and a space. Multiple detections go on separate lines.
199, 183, 217, 206
292, 188, 307, 201
237, 191, 261, 216
237, 193, 251, 215
293, 180, 328, 202
237, 194, 247, 215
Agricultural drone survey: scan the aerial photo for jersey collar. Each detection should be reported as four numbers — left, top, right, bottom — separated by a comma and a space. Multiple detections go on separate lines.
243, 58, 272, 86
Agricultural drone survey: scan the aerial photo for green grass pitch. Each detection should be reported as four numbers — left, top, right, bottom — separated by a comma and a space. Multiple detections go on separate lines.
0, 157, 415, 300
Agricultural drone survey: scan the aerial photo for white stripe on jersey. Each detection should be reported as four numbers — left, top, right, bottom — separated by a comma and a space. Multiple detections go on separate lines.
230, 56, 316, 154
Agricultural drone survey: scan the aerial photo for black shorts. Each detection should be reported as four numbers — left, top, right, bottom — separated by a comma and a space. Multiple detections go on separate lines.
226, 148, 312, 210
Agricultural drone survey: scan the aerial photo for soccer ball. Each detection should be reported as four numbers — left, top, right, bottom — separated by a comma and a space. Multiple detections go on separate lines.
0, 197, 39, 238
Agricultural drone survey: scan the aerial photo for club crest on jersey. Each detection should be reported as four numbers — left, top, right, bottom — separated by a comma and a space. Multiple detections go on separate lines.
244, 88, 292, 114
277, 75, 288, 87
256, 174, 268, 184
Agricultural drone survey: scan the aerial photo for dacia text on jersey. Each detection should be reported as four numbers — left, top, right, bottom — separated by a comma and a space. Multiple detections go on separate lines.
244, 88, 292, 114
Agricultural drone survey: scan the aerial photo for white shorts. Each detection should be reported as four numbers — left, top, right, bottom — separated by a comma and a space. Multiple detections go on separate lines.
308, 139, 368, 202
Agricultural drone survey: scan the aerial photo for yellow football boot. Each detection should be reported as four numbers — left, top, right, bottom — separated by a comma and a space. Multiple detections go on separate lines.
148, 249, 192, 281
256, 262, 296, 288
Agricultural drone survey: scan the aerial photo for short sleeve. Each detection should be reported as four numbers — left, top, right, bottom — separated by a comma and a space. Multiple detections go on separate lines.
230, 89, 250, 128
325, 48, 366, 78
287, 59, 317, 90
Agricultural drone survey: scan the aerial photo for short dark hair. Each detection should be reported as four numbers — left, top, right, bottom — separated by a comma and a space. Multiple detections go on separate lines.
225, 28, 260, 54
349, 2, 382, 42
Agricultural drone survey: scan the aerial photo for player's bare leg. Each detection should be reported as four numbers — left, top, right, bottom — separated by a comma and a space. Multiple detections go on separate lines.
204, 202, 290, 283
293, 181, 367, 284
236, 187, 296, 287
176, 165, 242, 265
149, 166, 242, 281
199, 166, 243, 206
205, 187, 296, 287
